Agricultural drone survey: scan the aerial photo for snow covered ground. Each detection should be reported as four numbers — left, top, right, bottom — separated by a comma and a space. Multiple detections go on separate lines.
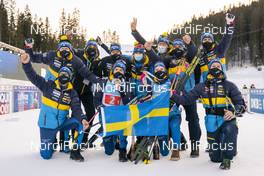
227, 66, 264, 89
0, 67, 264, 176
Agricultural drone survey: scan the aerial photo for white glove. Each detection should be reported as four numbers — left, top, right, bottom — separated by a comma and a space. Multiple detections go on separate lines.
83, 79, 90, 85
24, 38, 34, 49
226, 13, 235, 25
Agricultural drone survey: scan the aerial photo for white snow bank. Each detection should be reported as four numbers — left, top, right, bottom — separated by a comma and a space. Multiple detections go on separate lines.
0, 106, 263, 176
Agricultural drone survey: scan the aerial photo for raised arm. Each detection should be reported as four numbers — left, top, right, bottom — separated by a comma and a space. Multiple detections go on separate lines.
96, 36, 111, 54
24, 38, 54, 64
144, 41, 163, 64
21, 53, 48, 92
130, 18, 147, 45
182, 35, 198, 63
216, 14, 235, 56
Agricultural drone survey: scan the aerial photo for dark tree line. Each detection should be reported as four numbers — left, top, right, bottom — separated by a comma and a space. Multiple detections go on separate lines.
168, 0, 264, 67
0, 0, 86, 52
1, 0, 264, 67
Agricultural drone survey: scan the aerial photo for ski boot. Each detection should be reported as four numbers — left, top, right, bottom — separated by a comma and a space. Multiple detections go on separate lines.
70, 144, 84, 162
127, 143, 137, 161
190, 141, 199, 158
119, 149, 128, 162
170, 150, 180, 161
153, 144, 160, 160
219, 159, 231, 170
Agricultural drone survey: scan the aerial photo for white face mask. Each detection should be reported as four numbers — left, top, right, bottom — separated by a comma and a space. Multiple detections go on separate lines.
134, 53, 144, 62
158, 45, 167, 54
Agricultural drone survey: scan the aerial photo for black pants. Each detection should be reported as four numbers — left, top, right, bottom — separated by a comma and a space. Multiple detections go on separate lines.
183, 102, 201, 142
79, 91, 95, 143
207, 120, 238, 162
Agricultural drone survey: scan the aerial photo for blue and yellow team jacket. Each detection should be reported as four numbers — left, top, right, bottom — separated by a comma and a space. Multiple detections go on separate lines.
22, 62, 85, 129
25, 48, 98, 83
199, 25, 234, 82
171, 78, 244, 133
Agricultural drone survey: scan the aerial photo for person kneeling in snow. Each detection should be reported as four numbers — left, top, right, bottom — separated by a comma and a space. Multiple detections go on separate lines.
170, 59, 246, 170
20, 53, 89, 162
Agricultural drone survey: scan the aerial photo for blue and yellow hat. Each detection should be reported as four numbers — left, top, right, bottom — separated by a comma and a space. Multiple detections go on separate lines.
110, 43, 121, 52
201, 32, 214, 42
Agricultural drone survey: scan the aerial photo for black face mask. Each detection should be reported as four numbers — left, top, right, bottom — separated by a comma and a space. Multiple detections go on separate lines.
171, 49, 185, 59
113, 72, 124, 80
86, 47, 97, 59
60, 50, 71, 59
112, 54, 121, 61
208, 68, 224, 78
58, 74, 70, 90
154, 70, 168, 83
202, 42, 213, 51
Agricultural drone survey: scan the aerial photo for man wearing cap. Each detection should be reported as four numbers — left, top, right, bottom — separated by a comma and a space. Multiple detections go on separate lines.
98, 42, 132, 80
73, 38, 104, 147
24, 38, 99, 83
171, 59, 245, 169
197, 13, 235, 83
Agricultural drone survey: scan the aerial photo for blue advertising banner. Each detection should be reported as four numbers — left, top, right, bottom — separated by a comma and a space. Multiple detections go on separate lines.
13, 86, 41, 112
0, 51, 19, 74
250, 89, 264, 114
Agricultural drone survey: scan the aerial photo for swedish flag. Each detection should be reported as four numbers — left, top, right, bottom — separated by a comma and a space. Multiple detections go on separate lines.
101, 92, 170, 137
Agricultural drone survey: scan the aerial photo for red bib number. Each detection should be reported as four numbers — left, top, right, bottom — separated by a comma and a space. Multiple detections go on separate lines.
104, 94, 121, 106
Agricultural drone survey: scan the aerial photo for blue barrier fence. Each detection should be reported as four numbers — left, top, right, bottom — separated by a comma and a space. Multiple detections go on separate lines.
250, 89, 264, 114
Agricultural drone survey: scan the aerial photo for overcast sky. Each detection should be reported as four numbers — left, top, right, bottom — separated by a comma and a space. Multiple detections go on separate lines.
15, 0, 251, 44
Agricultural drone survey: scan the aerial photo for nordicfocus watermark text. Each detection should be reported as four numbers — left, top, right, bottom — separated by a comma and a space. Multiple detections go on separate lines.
91, 82, 170, 94
29, 140, 234, 152
171, 24, 234, 35
30, 25, 83, 36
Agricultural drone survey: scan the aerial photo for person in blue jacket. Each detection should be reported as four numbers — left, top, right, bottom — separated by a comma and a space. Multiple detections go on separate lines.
24, 38, 98, 83
133, 21, 199, 151
145, 39, 201, 157
93, 60, 133, 162
130, 43, 153, 98
150, 61, 182, 161
98, 43, 132, 80
24, 38, 100, 150
171, 59, 246, 170
20, 53, 90, 162
196, 13, 236, 83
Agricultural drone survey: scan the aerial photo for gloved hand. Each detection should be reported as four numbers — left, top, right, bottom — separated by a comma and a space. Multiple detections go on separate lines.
226, 13, 235, 25
235, 104, 246, 116
24, 38, 34, 49
96, 36, 103, 45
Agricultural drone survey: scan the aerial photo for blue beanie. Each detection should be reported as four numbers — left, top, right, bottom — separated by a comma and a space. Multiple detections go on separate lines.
57, 41, 73, 51
201, 32, 214, 42
112, 60, 126, 73
110, 43, 121, 52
